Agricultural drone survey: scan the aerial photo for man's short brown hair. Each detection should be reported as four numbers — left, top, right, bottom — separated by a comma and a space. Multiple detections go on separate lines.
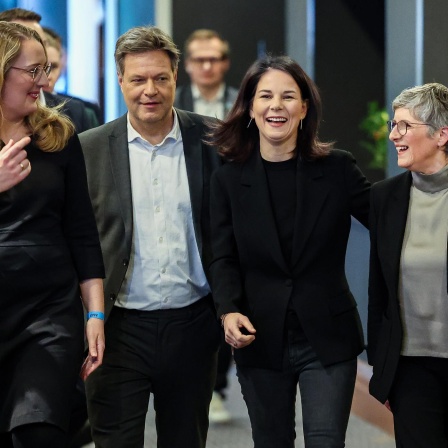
0, 8, 42, 23
184, 29, 230, 59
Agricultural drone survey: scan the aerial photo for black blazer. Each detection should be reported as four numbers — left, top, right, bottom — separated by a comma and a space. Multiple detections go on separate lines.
56, 92, 103, 127
210, 149, 370, 370
367, 172, 412, 403
43, 91, 94, 133
79, 109, 221, 318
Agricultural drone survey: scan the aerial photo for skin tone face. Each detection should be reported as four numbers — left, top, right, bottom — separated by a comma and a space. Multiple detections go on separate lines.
390, 107, 448, 174
185, 37, 229, 93
250, 69, 308, 161
43, 45, 62, 93
118, 50, 177, 145
1, 38, 49, 124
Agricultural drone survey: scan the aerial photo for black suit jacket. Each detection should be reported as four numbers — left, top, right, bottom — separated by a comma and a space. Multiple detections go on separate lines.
79, 109, 221, 319
367, 172, 413, 403
210, 149, 370, 370
43, 91, 94, 133
56, 92, 103, 127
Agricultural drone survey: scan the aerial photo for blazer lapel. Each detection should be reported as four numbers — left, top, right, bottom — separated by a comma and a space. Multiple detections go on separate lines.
291, 159, 329, 267
177, 109, 204, 252
108, 116, 133, 249
239, 151, 289, 273
379, 172, 412, 293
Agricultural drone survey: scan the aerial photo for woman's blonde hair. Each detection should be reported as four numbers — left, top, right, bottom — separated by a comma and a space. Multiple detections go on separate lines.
0, 21, 74, 152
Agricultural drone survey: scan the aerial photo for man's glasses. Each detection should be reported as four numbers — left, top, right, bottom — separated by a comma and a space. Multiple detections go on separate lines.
387, 120, 433, 136
189, 57, 226, 66
9, 63, 52, 81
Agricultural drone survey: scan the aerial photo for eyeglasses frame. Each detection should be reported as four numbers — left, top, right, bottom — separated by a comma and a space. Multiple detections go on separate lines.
188, 56, 227, 66
387, 119, 434, 136
9, 63, 52, 81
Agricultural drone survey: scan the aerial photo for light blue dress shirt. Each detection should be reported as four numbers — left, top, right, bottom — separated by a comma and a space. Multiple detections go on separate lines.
116, 111, 210, 310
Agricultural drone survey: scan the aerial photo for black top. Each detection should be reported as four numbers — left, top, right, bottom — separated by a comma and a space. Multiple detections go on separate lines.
263, 157, 297, 264
0, 134, 104, 431
0, 135, 104, 280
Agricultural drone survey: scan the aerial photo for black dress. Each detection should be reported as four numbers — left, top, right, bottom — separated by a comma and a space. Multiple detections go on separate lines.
0, 135, 104, 432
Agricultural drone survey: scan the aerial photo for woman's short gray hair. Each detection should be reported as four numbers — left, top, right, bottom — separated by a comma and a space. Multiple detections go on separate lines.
392, 83, 448, 136
115, 25, 180, 75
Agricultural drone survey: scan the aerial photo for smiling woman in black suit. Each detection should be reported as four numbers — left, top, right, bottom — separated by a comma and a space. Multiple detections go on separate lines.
207, 55, 370, 448
368, 83, 448, 448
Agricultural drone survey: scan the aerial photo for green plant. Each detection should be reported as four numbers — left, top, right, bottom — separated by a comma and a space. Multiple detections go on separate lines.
359, 101, 389, 169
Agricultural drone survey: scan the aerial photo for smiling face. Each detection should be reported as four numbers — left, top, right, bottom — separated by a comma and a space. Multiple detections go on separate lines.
390, 108, 448, 174
250, 69, 307, 154
118, 50, 177, 143
1, 37, 48, 122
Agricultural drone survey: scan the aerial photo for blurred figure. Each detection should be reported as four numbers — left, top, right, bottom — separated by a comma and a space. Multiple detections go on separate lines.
368, 82, 448, 448
79, 25, 221, 448
41, 27, 63, 94
175, 29, 237, 120
0, 22, 104, 448
207, 55, 370, 448
0, 7, 46, 41
176, 29, 237, 423
42, 26, 103, 127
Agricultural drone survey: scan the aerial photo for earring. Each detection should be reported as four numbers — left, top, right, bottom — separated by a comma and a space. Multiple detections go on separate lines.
247, 118, 253, 128
300, 119, 303, 130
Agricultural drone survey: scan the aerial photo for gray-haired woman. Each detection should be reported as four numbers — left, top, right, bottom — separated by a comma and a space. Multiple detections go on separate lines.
368, 82, 448, 447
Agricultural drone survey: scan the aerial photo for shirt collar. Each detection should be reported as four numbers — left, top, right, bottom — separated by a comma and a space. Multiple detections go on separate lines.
191, 83, 225, 102
126, 109, 181, 146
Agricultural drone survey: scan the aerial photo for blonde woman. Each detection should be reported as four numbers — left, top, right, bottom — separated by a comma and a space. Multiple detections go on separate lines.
0, 22, 105, 448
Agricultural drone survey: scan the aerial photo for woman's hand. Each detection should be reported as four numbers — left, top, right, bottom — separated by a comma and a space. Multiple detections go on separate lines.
223, 312, 256, 349
0, 137, 32, 192
80, 318, 105, 380
79, 278, 105, 380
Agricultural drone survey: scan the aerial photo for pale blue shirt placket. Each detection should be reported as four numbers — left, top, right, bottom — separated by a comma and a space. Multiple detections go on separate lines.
116, 111, 210, 311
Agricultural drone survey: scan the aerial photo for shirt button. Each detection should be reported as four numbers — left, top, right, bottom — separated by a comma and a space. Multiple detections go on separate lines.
159, 236, 163, 243
155, 206, 160, 213
161, 268, 166, 274
163, 297, 168, 303
153, 179, 158, 185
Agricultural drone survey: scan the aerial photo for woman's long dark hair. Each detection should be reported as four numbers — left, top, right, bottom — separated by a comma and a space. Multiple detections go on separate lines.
206, 55, 333, 162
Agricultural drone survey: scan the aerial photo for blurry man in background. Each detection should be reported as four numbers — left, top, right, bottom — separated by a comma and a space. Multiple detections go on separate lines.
175, 28, 238, 424
175, 29, 237, 120
41, 27, 63, 94
42, 26, 103, 127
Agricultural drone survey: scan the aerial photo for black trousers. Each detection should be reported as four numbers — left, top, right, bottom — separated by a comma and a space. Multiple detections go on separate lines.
389, 356, 448, 448
215, 333, 232, 395
237, 327, 356, 448
0, 423, 67, 448
85, 297, 220, 448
